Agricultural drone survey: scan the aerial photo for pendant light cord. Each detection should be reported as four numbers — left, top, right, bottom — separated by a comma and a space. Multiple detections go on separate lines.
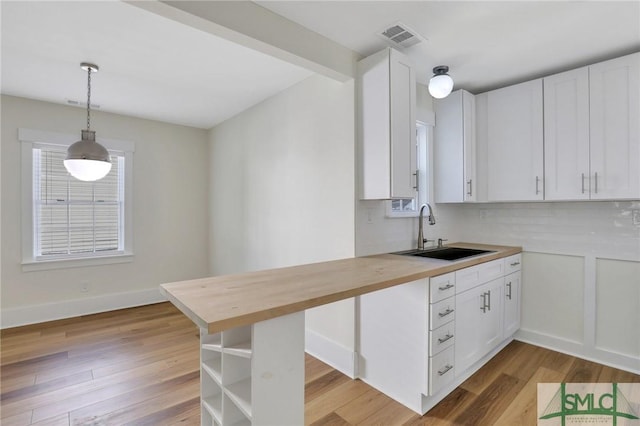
86, 67, 92, 131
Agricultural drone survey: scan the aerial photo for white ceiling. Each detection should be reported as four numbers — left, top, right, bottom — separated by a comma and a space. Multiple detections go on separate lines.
0, 1, 313, 129
2, 1, 639, 130
257, 1, 640, 93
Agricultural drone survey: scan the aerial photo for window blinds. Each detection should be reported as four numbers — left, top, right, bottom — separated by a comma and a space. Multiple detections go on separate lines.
33, 145, 124, 258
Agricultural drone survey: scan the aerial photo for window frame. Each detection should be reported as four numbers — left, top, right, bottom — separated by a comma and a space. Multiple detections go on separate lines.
386, 121, 433, 218
20, 128, 135, 271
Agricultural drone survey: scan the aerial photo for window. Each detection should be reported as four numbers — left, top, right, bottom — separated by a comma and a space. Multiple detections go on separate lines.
33, 146, 124, 258
20, 129, 134, 270
388, 121, 431, 217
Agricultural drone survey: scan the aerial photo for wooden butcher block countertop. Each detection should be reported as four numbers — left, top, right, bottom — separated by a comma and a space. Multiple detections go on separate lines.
160, 243, 522, 333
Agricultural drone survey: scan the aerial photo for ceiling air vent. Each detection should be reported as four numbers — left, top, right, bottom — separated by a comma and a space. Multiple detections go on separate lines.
377, 22, 426, 49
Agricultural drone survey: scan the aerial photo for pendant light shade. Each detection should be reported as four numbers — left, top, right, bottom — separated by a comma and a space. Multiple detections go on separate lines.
64, 130, 112, 181
64, 63, 111, 181
428, 65, 454, 99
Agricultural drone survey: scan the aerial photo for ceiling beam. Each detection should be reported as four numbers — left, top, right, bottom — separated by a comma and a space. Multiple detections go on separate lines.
126, 0, 360, 82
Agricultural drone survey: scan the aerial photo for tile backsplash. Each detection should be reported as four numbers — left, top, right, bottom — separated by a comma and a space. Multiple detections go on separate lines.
356, 200, 640, 261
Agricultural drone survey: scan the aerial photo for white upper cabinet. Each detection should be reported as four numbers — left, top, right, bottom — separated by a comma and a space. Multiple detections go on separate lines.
544, 53, 640, 201
589, 52, 640, 200
358, 48, 417, 200
544, 67, 591, 200
486, 79, 544, 201
434, 90, 476, 203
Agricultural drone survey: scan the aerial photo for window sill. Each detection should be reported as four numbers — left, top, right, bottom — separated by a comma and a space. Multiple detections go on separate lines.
22, 253, 134, 272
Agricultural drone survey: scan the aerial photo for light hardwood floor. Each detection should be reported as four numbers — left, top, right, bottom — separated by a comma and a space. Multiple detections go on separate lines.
1, 303, 638, 425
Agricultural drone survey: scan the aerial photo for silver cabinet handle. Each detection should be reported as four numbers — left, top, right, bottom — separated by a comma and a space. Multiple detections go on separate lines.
535, 176, 540, 195
481, 290, 491, 312
510, 261, 520, 267
594, 172, 598, 194
506, 282, 512, 300
581, 173, 586, 194
438, 333, 454, 344
467, 179, 473, 196
438, 308, 454, 318
438, 283, 454, 291
438, 364, 453, 376
413, 171, 419, 192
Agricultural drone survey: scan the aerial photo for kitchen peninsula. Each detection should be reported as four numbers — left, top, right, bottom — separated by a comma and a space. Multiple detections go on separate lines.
160, 243, 521, 425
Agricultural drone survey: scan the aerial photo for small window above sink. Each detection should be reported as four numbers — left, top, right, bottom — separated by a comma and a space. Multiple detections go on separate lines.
392, 247, 494, 261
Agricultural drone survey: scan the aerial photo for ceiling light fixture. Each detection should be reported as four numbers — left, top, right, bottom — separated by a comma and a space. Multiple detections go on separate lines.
428, 65, 454, 99
64, 63, 111, 181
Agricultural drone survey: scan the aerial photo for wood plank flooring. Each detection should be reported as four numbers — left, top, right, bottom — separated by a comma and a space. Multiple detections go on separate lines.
1, 302, 638, 425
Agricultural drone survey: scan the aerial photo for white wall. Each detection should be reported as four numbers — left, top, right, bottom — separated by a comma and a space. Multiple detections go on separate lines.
208, 75, 356, 374
1, 95, 211, 327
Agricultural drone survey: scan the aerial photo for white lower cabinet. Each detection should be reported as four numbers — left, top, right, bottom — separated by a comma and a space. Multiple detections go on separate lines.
503, 254, 522, 339
200, 312, 304, 426
428, 346, 455, 395
358, 255, 522, 415
455, 277, 504, 374
503, 271, 522, 339
427, 272, 456, 396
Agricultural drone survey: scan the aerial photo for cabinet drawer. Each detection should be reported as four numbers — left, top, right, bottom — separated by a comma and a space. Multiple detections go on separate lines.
428, 346, 455, 395
430, 297, 455, 330
429, 272, 456, 303
429, 323, 455, 356
504, 254, 522, 274
456, 258, 505, 294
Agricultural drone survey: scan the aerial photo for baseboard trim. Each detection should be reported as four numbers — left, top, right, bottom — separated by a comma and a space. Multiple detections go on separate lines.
305, 328, 356, 378
516, 328, 640, 375
1, 288, 167, 329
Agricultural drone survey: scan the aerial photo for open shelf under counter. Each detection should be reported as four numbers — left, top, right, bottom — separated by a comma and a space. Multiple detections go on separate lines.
223, 341, 252, 358
202, 394, 222, 424
202, 332, 222, 352
225, 377, 252, 420
202, 357, 222, 384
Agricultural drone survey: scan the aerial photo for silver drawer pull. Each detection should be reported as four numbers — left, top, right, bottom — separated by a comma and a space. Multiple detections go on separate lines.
510, 261, 520, 267
438, 364, 453, 376
438, 283, 454, 291
438, 333, 453, 344
438, 308, 454, 318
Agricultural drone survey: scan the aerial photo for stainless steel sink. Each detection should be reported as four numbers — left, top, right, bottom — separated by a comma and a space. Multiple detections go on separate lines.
392, 247, 494, 261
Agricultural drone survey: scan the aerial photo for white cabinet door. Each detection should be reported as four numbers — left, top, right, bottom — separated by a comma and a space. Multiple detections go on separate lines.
544, 67, 590, 200
589, 52, 640, 200
390, 49, 417, 199
503, 271, 521, 339
455, 278, 504, 374
487, 79, 544, 201
434, 89, 476, 202
358, 48, 417, 200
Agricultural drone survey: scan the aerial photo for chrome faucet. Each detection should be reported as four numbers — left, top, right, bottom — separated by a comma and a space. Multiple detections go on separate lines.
417, 203, 436, 250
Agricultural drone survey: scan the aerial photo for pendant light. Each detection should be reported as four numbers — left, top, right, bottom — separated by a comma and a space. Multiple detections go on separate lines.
428, 65, 454, 99
64, 63, 111, 181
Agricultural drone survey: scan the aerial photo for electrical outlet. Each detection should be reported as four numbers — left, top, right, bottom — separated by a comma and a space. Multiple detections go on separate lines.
633, 209, 640, 226
80, 282, 90, 293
